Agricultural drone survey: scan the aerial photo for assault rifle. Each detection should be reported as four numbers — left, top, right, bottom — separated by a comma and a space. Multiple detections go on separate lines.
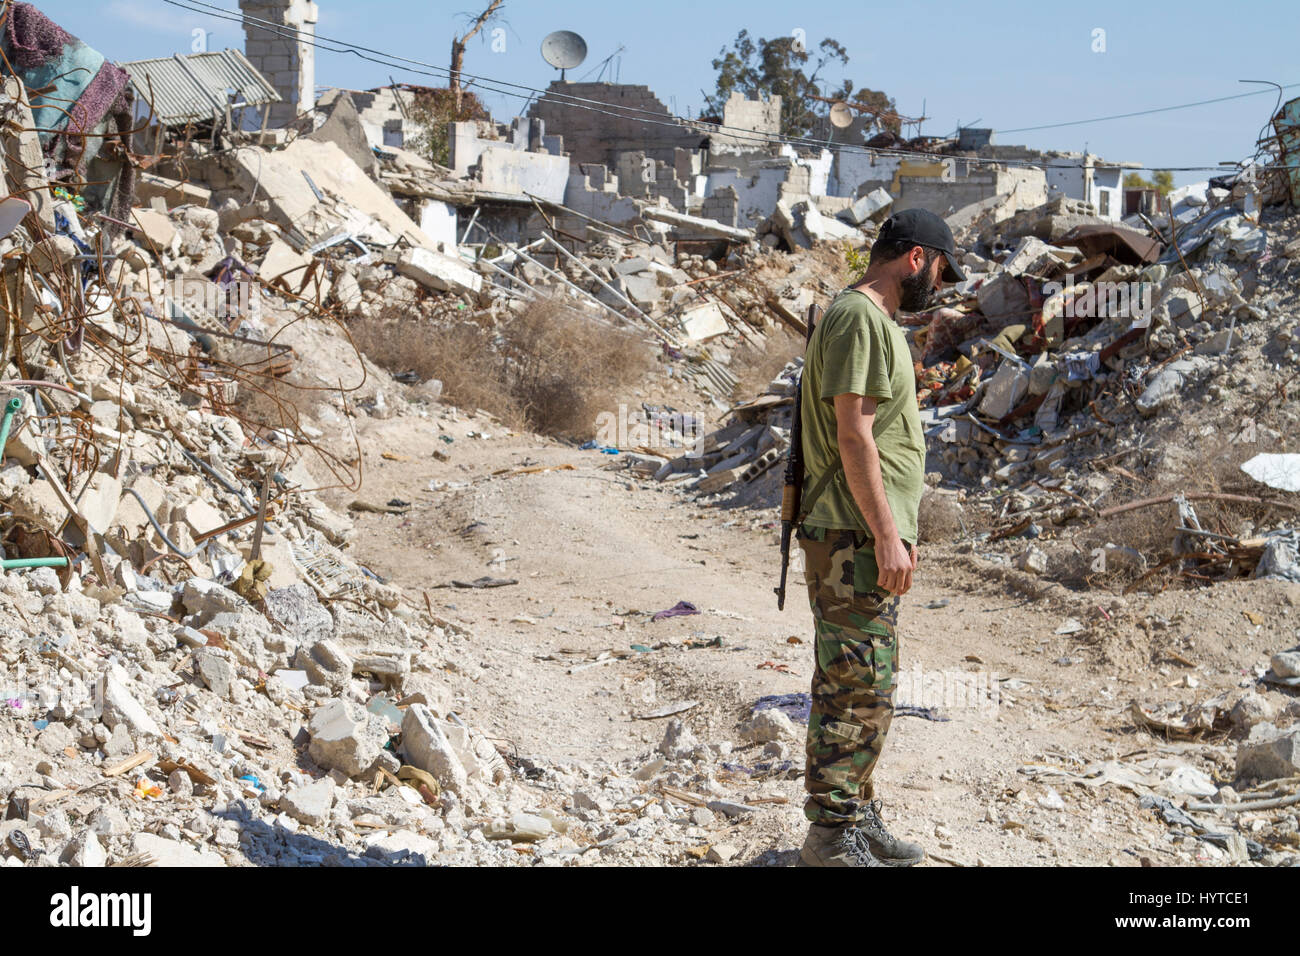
774, 303, 821, 610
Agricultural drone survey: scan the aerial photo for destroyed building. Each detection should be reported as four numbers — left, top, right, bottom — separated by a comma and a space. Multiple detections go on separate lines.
0, 0, 1296, 875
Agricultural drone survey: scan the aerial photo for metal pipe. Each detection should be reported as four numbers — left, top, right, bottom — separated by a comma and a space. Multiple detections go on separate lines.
542, 235, 679, 346
0, 380, 92, 402
123, 487, 204, 557
1, 557, 70, 570
0, 397, 21, 458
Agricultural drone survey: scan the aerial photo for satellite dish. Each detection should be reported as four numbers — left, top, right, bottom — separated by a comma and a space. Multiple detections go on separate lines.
829, 101, 853, 129
541, 30, 587, 80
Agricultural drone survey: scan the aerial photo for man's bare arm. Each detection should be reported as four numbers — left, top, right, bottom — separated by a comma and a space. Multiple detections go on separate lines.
833, 392, 914, 595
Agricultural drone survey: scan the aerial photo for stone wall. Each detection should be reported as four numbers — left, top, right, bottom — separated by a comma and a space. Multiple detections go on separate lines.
527, 82, 705, 168
240, 0, 318, 128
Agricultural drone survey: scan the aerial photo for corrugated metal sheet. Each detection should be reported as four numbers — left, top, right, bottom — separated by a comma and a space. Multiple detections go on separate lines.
123, 48, 280, 126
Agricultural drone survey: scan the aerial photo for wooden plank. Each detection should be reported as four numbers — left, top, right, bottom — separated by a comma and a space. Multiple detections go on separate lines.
103, 750, 154, 777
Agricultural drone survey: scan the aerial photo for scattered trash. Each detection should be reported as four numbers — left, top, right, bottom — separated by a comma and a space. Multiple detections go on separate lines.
651, 601, 700, 622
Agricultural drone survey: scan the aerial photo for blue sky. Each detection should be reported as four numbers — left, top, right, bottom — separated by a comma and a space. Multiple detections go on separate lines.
36, 0, 1300, 185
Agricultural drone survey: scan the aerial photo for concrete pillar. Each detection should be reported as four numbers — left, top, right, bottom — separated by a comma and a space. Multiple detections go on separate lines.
240, 0, 319, 128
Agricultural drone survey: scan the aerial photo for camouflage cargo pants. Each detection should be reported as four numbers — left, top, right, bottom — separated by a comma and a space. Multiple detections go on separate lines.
797, 525, 901, 826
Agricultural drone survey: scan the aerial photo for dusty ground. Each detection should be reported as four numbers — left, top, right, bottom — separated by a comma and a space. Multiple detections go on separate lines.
312, 401, 1300, 867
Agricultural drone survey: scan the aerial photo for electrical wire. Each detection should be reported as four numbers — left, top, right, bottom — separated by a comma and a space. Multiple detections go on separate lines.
161, 0, 1283, 176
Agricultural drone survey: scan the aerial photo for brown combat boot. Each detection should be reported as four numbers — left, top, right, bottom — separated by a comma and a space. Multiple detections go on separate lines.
796, 824, 885, 867
858, 800, 925, 866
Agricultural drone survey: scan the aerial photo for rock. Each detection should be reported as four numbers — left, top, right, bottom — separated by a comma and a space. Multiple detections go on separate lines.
1014, 545, 1048, 575
1230, 692, 1274, 732
59, 830, 107, 867
706, 799, 758, 819
38, 809, 72, 840
1270, 651, 1300, 679
87, 806, 127, 837
689, 807, 716, 826
264, 584, 334, 645
282, 776, 336, 827
168, 769, 194, 796
1235, 725, 1300, 781
362, 831, 440, 864
36, 721, 75, 756
307, 698, 389, 779
706, 843, 739, 864
400, 704, 468, 796
98, 671, 162, 739
298, 639, 354, 694
103, 724, 134, 758
29, 235, 78, 273
483, 813, 552, 842
1136, 358, 1210, 417
742, 708, 798, 744
573, 789, 613, 813
633, 756, 667, 781
181, 577, 247, 620
657, 718, 699, 759
131, 832, 226, 867
194, 649, 235, 699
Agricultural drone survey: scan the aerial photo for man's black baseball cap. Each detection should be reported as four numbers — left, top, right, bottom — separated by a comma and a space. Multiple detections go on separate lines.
878, 208, 966, 283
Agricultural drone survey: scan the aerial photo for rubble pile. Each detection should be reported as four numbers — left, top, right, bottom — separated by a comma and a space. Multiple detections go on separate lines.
649, 175, 1300, 590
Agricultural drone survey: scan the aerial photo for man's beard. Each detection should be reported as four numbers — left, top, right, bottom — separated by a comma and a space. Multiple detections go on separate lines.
898, 252, 938, 312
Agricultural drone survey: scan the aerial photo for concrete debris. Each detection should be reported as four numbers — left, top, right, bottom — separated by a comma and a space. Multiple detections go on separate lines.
0, 6, 1295, 871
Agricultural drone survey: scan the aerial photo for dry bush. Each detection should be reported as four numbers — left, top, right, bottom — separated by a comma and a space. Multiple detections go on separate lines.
730, 326, 803, 401
499, 301, 653, 438
917, 487, 966, 543
1055, 432, 1281, 592
349, 299, 652, 439
348, 306, 526, 427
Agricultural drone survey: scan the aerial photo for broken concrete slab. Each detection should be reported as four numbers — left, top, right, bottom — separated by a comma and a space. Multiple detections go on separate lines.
98, 670, 163, 739
281, 776, 336, 827
131, 831, 226, 867
396, 246, 482, 296
400, 704, 468, 796
134, 172, 212, 209
976, 272, 1031, 324
298, 639, 354, 694
194, 648, 235, 699
229, 138, 437, 251
128, 208, 177, 251
308, 91, 380, 179
258, 239, 331, 303
978, 362, 1030, 420
307, 698, 390, 779
678, 301, 729, 342
841, 187, 893, 226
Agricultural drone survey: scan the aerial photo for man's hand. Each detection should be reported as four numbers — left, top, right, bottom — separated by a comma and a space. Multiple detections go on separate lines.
909, 542, 918, 571
877, 536, 914, 596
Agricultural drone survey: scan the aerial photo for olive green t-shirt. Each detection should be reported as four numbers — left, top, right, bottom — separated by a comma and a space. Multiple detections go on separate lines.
799, 288, 926, 545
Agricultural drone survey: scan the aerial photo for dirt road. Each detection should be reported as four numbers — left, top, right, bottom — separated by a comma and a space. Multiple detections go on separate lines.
318, 407, 1300, 866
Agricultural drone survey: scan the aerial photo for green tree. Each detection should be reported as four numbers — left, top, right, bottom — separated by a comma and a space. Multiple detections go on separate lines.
1123, 169, 1174, 197
703, 30, 897, 139
407, 88, 489, 169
